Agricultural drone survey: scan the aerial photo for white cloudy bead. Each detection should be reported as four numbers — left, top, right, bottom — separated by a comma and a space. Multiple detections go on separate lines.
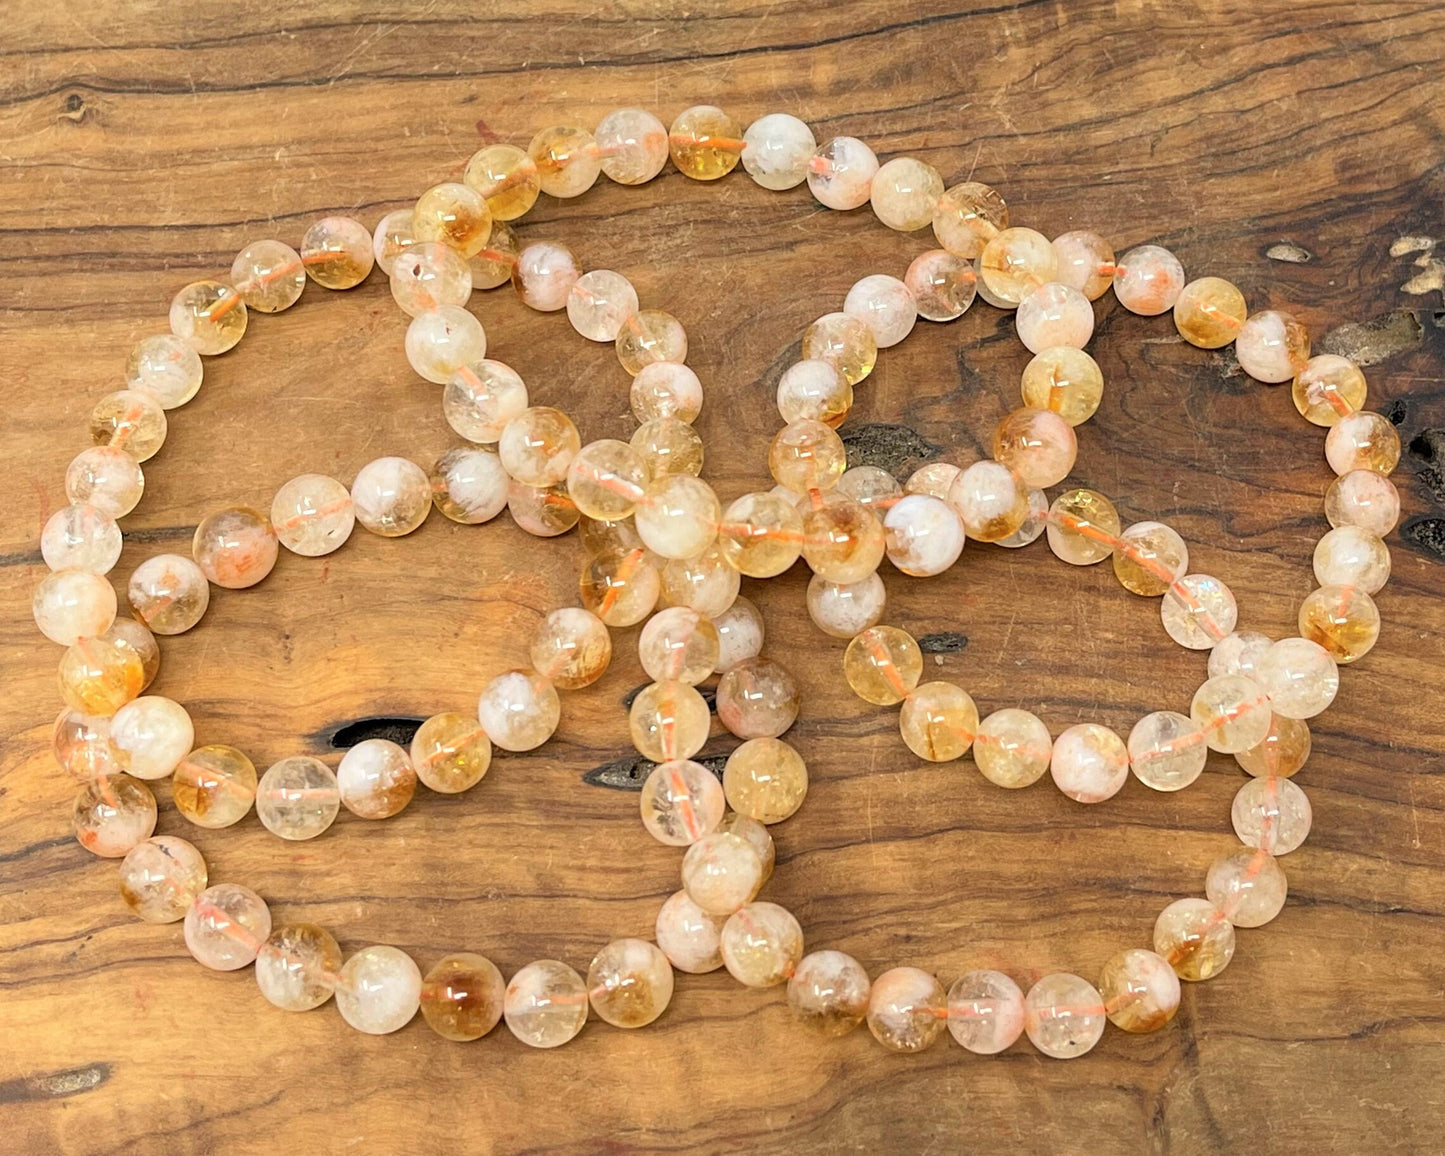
336, 945, 422, 1034
884, 494, 965, 576
1253, 637, 1339, 719
806, 572, 886, 638
844, 274, 917, 348
1015, 282, 1094, 353
404, 306, 486, 384
741, 113, 816, 190
1312, 525, 1391, 594
109, 696, 193, 780
1161, 574, 1237, 649
807, 137, 879, 210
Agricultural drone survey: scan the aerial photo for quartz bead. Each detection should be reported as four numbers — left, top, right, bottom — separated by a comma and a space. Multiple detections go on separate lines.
59, 634, 142, 715
1024, 973, 1107, 1058
445, 359, 529, 444
899, 681, 978, 763
580, 547, 661, 626
1161, 574, 1238, 649
587, 939, 673, 1028
1235, 713, 1312, 778
616, 309, 688, 374
231, 239, 305, 312
843, 625, 922, 706
632, 362, 704, 424
1298, 583, 1380, 663
718, 812, 776, 883
527, 125, 601, 198
949, 461, 1030, 542
807, 136, 878, 209
932, 182, 1008, 259
371, 208, 416, 276
337, 738, 416, 820
1233, 776, 1313, 854
997, 491, 1048, 547
172, 744, 257, 827
337, 945, 422, 1034
905, 249, 978, 321
1312, 525, 1390, 593
1015, 282, 1094, 353
390, 241, 471, 317
469, 220, 519, 289
1208, 630, 1272, 680
1113, 245, 1185, 315
724, 738, 807, 823
257, 923, 342, 1012
53, 709, 120, 781
632, 416, 705, 478
405, 305, 486, 384
499, 406, 582, 488
107, 619, 159, 690
630, 680, 710, 761
741, 113, 815, 189
477, 670, 560, 752
717, 657, 800, 739
119, 835, 207, 923
719, 491, 804, 578
1325, 470, 1399, 537
883, 494, 964, 577
1154, 898, 1235, 981
74, 775, 155, 856
1099, 949, 1180, 1033
1293, 354, 1366, 426
979, 227, 1058, 306
412, 181, 492, 258
1128, 711, 1207, 791
658, 544, 739, 617
1207, 848, 1288, 928
788, 950, 870, 1036
712, 595, 765, 671
801, 312, 877, 385
870, 157, 944, 232
669, 106, 743, 180
125, 334, 202, 408
656, 889, 724, 973
1236, 309, 1310, 383
806, 572, 886, 638
974, 708, 1052, 788
835, 466, 900, 510
993, 406, 1078, 489
89, 389, 167, 462
421, 953, 506, 1040
906, 462, 962, 500
1050, 230, 1115, 300
1021, 346, 1105, 426
192, 505, 278, 588
721, 902, 804, 987
1191, 674, 1272, 753
769, 419, 847, 494
1046, 488, 1120, 565
505, 960, 589, 1048
682, 831, 764, 916
844, 274, 917, 348
1254, 637, 1339, 719
185, 882, 272, 970
1114, 521, 1189, 596
128, 554, 209, 634
1051, 723, 1129, 803
1326, 411, 1400, 476
257, 756, 341, 840
430, 447, 508, 524
566, 438, 648, 520
351, 456, 431, 536
640, 607, 718, 685
34, 569, 116, 647
566, 269, 639, 342
108, 695, 192, 781
409, 712, 491, 793
272, 473, 355, 555
300, 216, 374, 289
579, 516, 643, 557
947, 970, 1025, 1054
530, 607, 612, 690
169, 280, 246, 355
636, 474, 719, 559
595, 107, 669, 184
1174, 276, 1247, 348
463, 143, 540, 220
641, 759, 725, 845
511, 241, 580, 312
66, 446, 144, 518
867, 967, 947, 1053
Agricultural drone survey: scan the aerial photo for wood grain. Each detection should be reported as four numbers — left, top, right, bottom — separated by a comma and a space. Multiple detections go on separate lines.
3, 2, 1444, 1153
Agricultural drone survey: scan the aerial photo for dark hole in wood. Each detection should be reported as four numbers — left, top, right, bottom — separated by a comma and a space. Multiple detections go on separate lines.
918, 631, 969, 654
1400, 516, 1445, 561
841, 423, 943, 480
583, 753, 729, 792
330, 716, 425, 749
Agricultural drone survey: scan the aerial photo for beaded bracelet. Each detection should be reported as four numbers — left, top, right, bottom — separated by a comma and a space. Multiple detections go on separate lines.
33, 104, 1400, 1057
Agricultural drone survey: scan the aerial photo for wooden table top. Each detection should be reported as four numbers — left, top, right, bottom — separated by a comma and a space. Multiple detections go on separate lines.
2, 3, 1443, 1153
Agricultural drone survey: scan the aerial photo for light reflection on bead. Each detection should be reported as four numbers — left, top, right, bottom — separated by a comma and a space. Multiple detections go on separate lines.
430, 447, 508, 525
1154, 898, 1235, 981
1292, 354, 1366, 426
741, 113, 815, 190
127, 554, 209, 635
1046, 488, 1120, 565
1325, 411, 1400, 476
1113, 244, 1185, 315
410, 712, 492, 793
527, 125, 601, 198
257, 923, 342, 1012
65, 446, 144, 519
1113, 520, 1188, 596
1312, 525, 1390, 593
1016, 282, 1094, 353
905, 249, 978, 322
463, 143, 540, 221
1050, 230, 1115, 300
801, 311, 877, 386
1021, 347, 1104, 426
596, 107, 670, 185
1324, 470, 1399, 538
712, 595, 766, 671
1234, 713, 1312, 778
1173, 276, 1246, 348
717, 657, 799, 740
807, 136, 879, 210
272, 473, 355, 556
870, 156, 943, 232
632, 361, 704, 424
1206, 848, 1288, 928
949, 461, 1030, 543
125, 334, 203, 409
640, 758, 725, 846
720, 901, 804, 987
169, 280, 247, 355
119, 835, 207, 923
256, 756, 340, 841
172, 744, 257, 828
300, 217, 375, 289
505, 960, 589, 1048
1098, 949, 1180, 1033
630, 680, 710, 762
1128, 710, 1207, 792
420, 952, 506, 1041
867, 966, 947, 1053
390, 241, 472, 317
336, 945, 422, 1034
405, 305, 486, 384
656, 889, 724, 974
581, 547, 660, 627
670, 106, 744, 180
351, 457, 431, 537
1298, 583, 1380, 663
806, 571, 886, 639
412, 181, 493, 258
89, 390, 167, 462
843, 625, 922, 706
932, 182, 1008, 259
617, 309, 688, 375
899, 681, 977, 763
1161, 574, 1238, 650
946, 969, 1025, 1054
973, 708, 1052, 789
477, 670, 560, 752
1051, 723, 1129, 803
192, 505, 278, 589
789, 950, 871, 1036
724, 737, 808, 823
1190, 674, 1272, 753
371, 208, 416, 276
979, 227, 1058, 306
587, 938, 673, 1028
844, 273, 917, 348
1233, 775, 1313, 854
184, 882, 271, 971
231, 239, 306, 312
337, 738, 416, 820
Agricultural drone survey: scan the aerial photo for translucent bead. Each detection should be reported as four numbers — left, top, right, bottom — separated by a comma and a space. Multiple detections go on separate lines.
1113, 520, 1188, 596
712, 595, 766, 671
1236, 309, 1310, 383
639, 607, 717, 685
169, 280, 246, 355
805, 135, 878, 209
635, 474, 719, 559
721, 902, 804, 987
125, 334, 202, 409
870, 156, 943, 231
974, 708, 1052, 789
717, 491, 803, 579
231, 239, 305, 312
1207, 848, 1287, 928
785, 950, 869, 1037
405, 305, 486, 384
1050, 723, 1129, 803
1312, 525, 1390, 593
371, 208, 416, 276
1046, 488, 1120, 565
932, 182, 1008, 259
409, 712, 491, 793
838, 465, 901, 510
1099, 949, 1180, 1033
172, 744, 257, 828
1208, 630, 1273, 680
463, 143, 540, 221
1161, 573, 1238, 649
741, 113, 815, 190
505, 960, 589, 1048
477, 670, 559, 752
184, 882, 271, 971
905, 462, 961, 501
53, 709, 120, 781
498, 406, 583, 494
1113, 245, 1185, 315
1191, 674, 1272, 753
1298, 583, 1380, 663
74, 775, 155, 856
1292, 354, 1366, 426
104, 619, 159, 689
867, 967, 947, 1053
632, 416, 705, 478
336, 945, 422, 1034
807, 572, 886, 639
842, 625, 921, 706
1325, 411, 1400, 476
883, 494, 964, 577
66, 445, 144, 518
90, 390, 167, 462
640, 759, 725, 846
580, 547, 661, 627
421, 953, 506, 1040
681, 831, 764, 916
509, 241, 579, 313
905, 249, 978, 321
629, 680, 709, 761
801, 312, 877, 385
300, 216, 374, 289
1016, 282, 1094, 353
337, 738, 416, 820
1021, 346, 1104, 426
993, 406, 1078, 489
530, 607, 612, 690
351, 456, 431, 537
669, 105, 743, 180
1024, 973, 1107, 1058
1154, 897, 1235, 980
1050, 230, 1115, 300
595, 107, 670, 185
527, 125, 601, 198
656, 889, 724, 973
587, 939, 673, 1028
947, 970, 1025, 1054
617, 309, 688, 374
566, 269, 639, 342
770, 419, 847, 494
948, 461, 1030, 542
412, 181, 492, 258
445, 359, 528, 444
106, 695, 190, 781
579, 515, 643, 557
899, 681, 978, 763
1002, 495, 1050, 553
1127, 710, 1206, 791
127, 554, 209, 635
1233, 775, 1313, 855
1174, 276, 1247, 348
718, 812, 776, 883
1235, 713, 1312, 778
469, 220, 519, 289
192, 505, 278, 588
430, 447, 508, 524
844, 273, 917, 348
390, 241, 471, 317
1254, 637, 1339, 719
59, 634, 142, 715
272, 473, 355, 556
632, 362, 704, 424
117, 835, 207, 927
566, 438, 648, 520
717, 657, 800, 740
979, 227, 1058, 306
256, 756, 340, 840
257, 923, 342, 1012
1325, 470, 1399, 537
724, 737, 807, 823
33, 569, 115, 647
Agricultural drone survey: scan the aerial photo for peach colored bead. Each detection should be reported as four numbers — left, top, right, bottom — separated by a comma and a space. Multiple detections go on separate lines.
617, 309, 688, 375
1326, 411, 1399, 476
1021, 346, 1105, 426
172, 744, 257, 827
1299, 583, 1380, 664
1046, 488, 1120, 565
1128, 710, 1207, 792
125, 333, 202, 409
769, 418, 847, 494
256, 756, 340, 841
128, 554, 209, 635
630, 680, 710, 762
1114, 520, 1189, 596
499, 406, 581, 488
566, 438, 648, 521
73, 774, 156, 857
682, 831, 764, 916
1208, 629, 1273, 680
300, 216, 374, 289
801, 497, 887, 583
655, 889, 724, 973
463, 143, 540, 221
639, 607, 718, 685
410, 712, 491, 794
631, 416, 704, 478
504, 960, 588, 1048
870, 156, 944, 231
804, 570, 884, 638
119, 835, 207, 923
66, 445, 144, 519
718, 490, 804, 578
1174, 276, 1247, 348
351, 457, 431, 537
527, 125, 601, 198
635, 474, 719, 560
723, 737, 808, 824
1325, 469, 1399, 537
1051, 723, 1129, 803
640, 759, 725, 846
445, 359, 529, 445
192, 506, 277, 589
905, 249, 978, 321
949, 461, 1030, 542
1236, 309, 1310, 383
420, 953, 505, 1041
567, 269, 639, 342
271, 473, 355, 556
1293, 354, 1366, 426
1050, 230, 1115, 300
789, 950, 871, 1037
514, 486, 582, 543
801, 312, 877, 386
169, 280, 246, 355
899, 681, 978, 762
718, 812, 776, 883
1235, 713, 1312, 778
979, 227, 1058, 306
993, 406, 1078, 489
596, 107, 670, 185
587, 939, 673, 1028
477, 670, 560, 752
932, 181, 1008, 259
741, 113, 815, 190
390, 241, 471, 317
531, 607, 612, 690
1154, 898, 1235, 981
34, 569, 116, 646
580, 547, 660, 627
867, 967, 947, 1053
337, 738, 416, 820
1191, 674, 1272, 753
669, 106, 743, 180
1016, 282, 1094, 353
973, 708, 1052, 788
1161, 573, 1238, 649
412, 182, 492, 258
89, 389, 167, 462
658, 544, 739, 618
807, 136, 878, 210
632, 361, 704, 424
717, 657, 800, 739
1099, 949, 1180, 1033
712, 595, 765, 671
844, 273, 917, 348
884, 493, 965, 577
720, 902, 804, 987
53, 708, 121, 781
430, 447, 508, 525
185, 883, 271, 971
1206, 848, 1288, 928
947, 970, 1025, 1054
1113, 244, 1184, 315
1313, 525, 1390, 593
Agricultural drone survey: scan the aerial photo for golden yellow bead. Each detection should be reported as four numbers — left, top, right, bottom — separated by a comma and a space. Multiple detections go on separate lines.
409, 712, 491, 793
412, 182, 493, 258
1298, 584, 1380, 663
59, 635, 145, 715
463, 143, 540, 221
1292, 354, 1367, 427
527, 126, 601, 198
669, 106, 743, 180
1020, 347, 1104, 426
899, 681, 978, 762
801, 312, 877, 386
616, 310, 687, 376
723, 738, 808, 824
843, 625, 923, 706
1173, 277, 1247, 349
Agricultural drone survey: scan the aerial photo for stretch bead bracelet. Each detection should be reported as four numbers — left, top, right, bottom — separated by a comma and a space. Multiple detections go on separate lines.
33, 103, 1401, 1057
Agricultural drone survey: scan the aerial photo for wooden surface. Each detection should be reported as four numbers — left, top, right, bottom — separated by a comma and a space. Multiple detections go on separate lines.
3, 2, 1444, 1153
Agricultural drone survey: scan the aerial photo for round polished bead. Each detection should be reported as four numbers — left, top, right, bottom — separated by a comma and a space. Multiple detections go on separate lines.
1154, 898, 1235, 981
669, 105, 743, 180
867, 967, 947, 1053
272, 473, 355, 556
1024, 973, 1106, 1058
74, 775, 155, 856
899, 681, 978, 763
843, 626, 921, 706
469, 219, 519, 289
631, 416, 705, 478
463, 143, 540, 220
185, 882, 271, 970
594, 106, 669, 184
632, 361, 704, 424
844, 273, 917, 348
1325, 470, 1399, 537
169, 280, 246, 355
635, 474, 719, 560
974, 708, 1052, 789
1293, 354, 1366, 426
421, 953, 505, 1041
932, 182, 1008, 258
806, 136, 878, 210
993, 406, 1078, 489
1114, 521, 1188, 596
1051, 723, 1129, 803
430, 447, 508, 525
566, 438, 648, 520
511, 241, 580, 312
66, 446, 144, 519
719, 491, 804, 578
1233, 776, 1312, 854
445, 359, 528, 444
801, 312, 877, 386
566, 269, 639, 342
979, 227, 1057, 306
257, 923, 342, 1012
505, 960, 588, 1048
656, 889, 724, 973
409, 712, 491, 794
1325, 411, 1400, 476
721, 902, 803, 988
658, 545, 738, 618
682, 831, 764, 916
53, 709, 120, 781
639, 607, 717, 685
300, 216, 374, 289
587, 939, 673, 1029
947, 970, 1025, 1054
1016, 282, 1094, 353
1298, 583, 1380, 663
1004, 489, 1049, 552
883, 493, 964, 577
640, 759, 725, 846
788, 950, 870, 1036
629, 680, 710, 762
477, 670, 559, 752
105, 618, 158, 689
59, 634, 142, 715
119, 835, 207, 923
125, 334, 202, 408
806, 572, 885, 639
1235, 713, 1312, 778
527, 125, 601, 198
718, 813, 776, 883
741, 113, 814, 189
172, 744, 257, 828
107, 695, 191, 780
949, 461, 1030, 542
1173, 276, 1246, 348
1254, 637, 1339, 719
870, 156, 943, 231
90, 389, 167, 462
256, 756, 340, 840
351, 457, 431, 536
1021, 346, 1104, 426
337, 738, 416, 820
1312, 525, 1390, 593
905, 249, 978, 321
1162, 574, 1238, 649
1045, 488, 1120, 565
231, 239, 305, 312
528, 607, 611, 691
336, 945, 422, 1034
371, 208, 416, 276
128, 554, 208, 635
1206, 848, 1288, 929
1236, 309, 1310, 383
405, 305, 486, 384
580, 547, 660, 627
390, 241, 471, 317
770, 419, 847, 494
724, 738, 807, 824
716, 657, 799, 739
412, 181, 492, 258
1208, 630, 1273, 680
42, 505, 121, 577
1127, 710, 1207, 792
616, 309, 688, 374
34, 569, 116, 647
192, 505, 278, 589
1051, 230, 1115, 300
1099, 949, 1180, 1033
838, 462, 902, 507
579, 516, 642, 557
1191, 674, 1272, 753
697, 603, 758, 681
1113, 245, 1184, 315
